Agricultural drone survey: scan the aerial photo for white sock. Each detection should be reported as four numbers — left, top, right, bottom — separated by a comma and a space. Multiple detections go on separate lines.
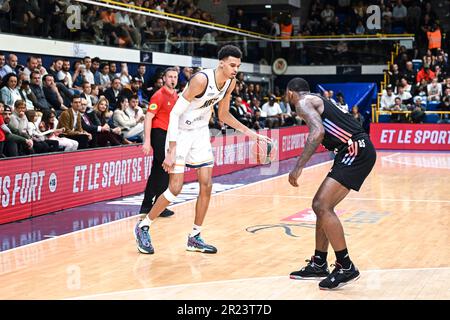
139, 216, 153, 228
190, 224, 202, 237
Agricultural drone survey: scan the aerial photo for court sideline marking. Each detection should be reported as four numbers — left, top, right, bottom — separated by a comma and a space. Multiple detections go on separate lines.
68, 266, 450, 300
0, 160, 334, 254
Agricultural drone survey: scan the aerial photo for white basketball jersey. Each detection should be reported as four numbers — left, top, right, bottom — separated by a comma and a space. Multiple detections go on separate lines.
178, 68, 232, 130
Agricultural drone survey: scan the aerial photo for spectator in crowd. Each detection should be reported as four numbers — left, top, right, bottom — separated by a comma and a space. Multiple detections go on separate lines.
402, 61, 417, 85
57, 59, 75, 92
262, 95, 282, 128
147, 77, 163, 99
416, 64, 436, 84
42, 74, 68, 114
25, 109, 59, 153
17, 72, 37, 111
23, 56, 39, 81
250, 97, 265, 130
381, 84, 397, 110
79, 97, 121, 148
411, 97, 426, 123
0, 100, 7, 157
113, 95, 143, 142
98, 63, 111, 91
335, 92, 349, 112
40, 109, 78, 151
0, 52, 7, 79
57, 95, 91, 149
93, 96, 123, 140
29, 71, 51, 112
80, 82, 94, 109
351, 105, 364, 127
438, 95, 450, 123
2, 104, 34, 156
397, 85, 413, 108
126, 95, 145, 124
230, 96, 251, 127
104, 77, 122, 110
2, 54, 19, 76
116, 62, 132, 85
427, 78, 442, 101
0, 73, 21, 109
390, 96, 408, 123
279, 94, 301, 126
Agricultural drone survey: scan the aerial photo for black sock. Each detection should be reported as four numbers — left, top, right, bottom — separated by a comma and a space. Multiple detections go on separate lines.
335, 248, 352, 269
314, 250, 328, 264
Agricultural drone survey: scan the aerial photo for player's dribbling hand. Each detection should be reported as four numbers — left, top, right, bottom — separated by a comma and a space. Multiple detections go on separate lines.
288, 167, 303, 187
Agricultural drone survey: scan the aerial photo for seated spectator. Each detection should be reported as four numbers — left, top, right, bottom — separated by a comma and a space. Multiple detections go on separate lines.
113, 96, 143, 142
0, 52, 7, 80
126, 95, 145, 124
42, 74, 68, 114
402, 61, 416, 85
390, 97, 408, 123
40, 109, 78, 151
25, 109, 59, 153
335, 92, 350, 112
397, 85, 413, 108
57, 95, 91, 149
0, 73, 21, 109
98, 63, 111, 91
230, 96, 251, 127
17, 72, 37, 111
427, 78, 442, 101
93, 97, 123, 139
262, 95, 282, 128
411, 98, 426, 123
416, 64, 435, 84
438, 96, 450, 123
2, 104, 34, 157
351, 105, 364, 127
104, 77, 122, 110
380, 84, 397, 110
279, 94, 301, 126
30, 71, 51, 112
57, 59, 76, 92
250, 97, 265, 130
2, 54, 19, 76
80, 97, 121, 148
0, 101, 7, 157
116, 62, 131, 86
23, 56, 39, 81
80, 82, 94, 109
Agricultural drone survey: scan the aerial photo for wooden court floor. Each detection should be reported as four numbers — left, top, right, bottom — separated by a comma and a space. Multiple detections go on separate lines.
1, 151, 449, 300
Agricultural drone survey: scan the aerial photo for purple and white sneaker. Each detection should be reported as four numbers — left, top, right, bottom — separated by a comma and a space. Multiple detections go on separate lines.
186, 233, 217, 254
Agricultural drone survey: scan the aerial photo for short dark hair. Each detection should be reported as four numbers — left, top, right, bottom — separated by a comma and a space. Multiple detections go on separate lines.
71, 94, 81, 102
287, 77, 310, 93
130, 95, 139, 101
218, 45, 242, 60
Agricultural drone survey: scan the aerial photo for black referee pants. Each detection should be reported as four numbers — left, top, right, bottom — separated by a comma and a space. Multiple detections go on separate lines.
139, 128, 169, 214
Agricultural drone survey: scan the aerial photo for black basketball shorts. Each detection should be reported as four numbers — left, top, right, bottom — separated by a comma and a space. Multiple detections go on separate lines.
327, 134, 377, 191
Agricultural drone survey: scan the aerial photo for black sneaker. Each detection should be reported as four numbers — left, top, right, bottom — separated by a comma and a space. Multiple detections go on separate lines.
290, 256, 330, 280
318, 262, 360, 290
160, 208, 174, 217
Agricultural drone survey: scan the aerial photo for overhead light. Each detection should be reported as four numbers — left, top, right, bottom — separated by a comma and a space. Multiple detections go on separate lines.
265, 5, 271, 9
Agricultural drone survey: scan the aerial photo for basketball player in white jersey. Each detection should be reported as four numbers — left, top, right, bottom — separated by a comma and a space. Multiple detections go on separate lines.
134, 45, 270, 254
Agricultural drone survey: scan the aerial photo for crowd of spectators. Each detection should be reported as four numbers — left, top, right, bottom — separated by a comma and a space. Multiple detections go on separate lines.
0, 52, 280, 158
1, 1, 448, 65
381, 44, 450, 123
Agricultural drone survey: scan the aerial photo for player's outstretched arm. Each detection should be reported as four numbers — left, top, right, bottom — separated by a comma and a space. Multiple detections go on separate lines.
163, 73, 207, 172
289, 97, 325, 187
217, 79, 270, 142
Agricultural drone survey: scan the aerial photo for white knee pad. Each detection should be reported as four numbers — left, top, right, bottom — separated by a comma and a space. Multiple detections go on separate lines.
163, 188, 177, 203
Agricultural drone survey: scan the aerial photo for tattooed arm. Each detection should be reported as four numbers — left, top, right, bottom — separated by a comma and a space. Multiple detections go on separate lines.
289, 96, 325, 187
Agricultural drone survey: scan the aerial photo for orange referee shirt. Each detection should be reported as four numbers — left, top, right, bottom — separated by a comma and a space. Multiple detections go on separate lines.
147, 86, 179, 131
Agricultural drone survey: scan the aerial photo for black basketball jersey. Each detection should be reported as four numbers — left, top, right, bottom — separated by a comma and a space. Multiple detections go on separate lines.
309, 94, 366, 151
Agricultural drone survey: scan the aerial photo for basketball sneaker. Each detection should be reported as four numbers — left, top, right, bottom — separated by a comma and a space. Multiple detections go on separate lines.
186, 233, 217, 254
134, 221, 154, 254
290, 256, 330, 280
318, 262, 360, 290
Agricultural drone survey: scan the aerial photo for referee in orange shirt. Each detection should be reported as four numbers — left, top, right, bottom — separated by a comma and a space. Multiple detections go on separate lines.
140, 67, 179, 217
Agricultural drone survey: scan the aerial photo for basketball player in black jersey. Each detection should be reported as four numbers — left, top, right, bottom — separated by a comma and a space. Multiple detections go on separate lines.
286, 78, 376, 290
